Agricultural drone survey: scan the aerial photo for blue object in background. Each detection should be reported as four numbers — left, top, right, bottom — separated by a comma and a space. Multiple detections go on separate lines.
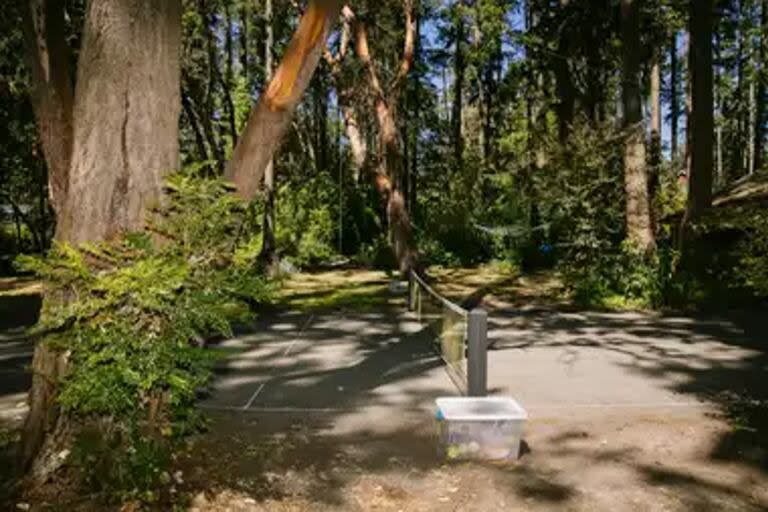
539, 243, 553, 255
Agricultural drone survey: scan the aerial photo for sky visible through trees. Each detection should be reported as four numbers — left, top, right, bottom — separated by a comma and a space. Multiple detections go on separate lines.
1, 0, 767, 507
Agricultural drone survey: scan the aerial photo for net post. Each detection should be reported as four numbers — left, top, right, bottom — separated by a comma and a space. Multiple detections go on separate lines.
467, 308, 488, 397
407, 270, 414, 312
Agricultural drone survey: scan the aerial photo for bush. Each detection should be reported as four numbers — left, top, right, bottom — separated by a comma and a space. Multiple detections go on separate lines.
18, 175, 271, 500
562, 242, 675, 309
275, 173, 339, 267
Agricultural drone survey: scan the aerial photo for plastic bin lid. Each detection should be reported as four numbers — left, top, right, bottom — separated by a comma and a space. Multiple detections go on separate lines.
436, 397, 528, 421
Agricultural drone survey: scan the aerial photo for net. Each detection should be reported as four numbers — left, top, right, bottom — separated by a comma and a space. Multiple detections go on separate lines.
409, 271, 469, 395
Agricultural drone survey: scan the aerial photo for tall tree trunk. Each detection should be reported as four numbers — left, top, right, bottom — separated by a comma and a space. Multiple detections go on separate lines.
755, 0, 768, 172
341, 103, 367, 179
239, 1, 250, 80
554, 0, 576, 143
410, 9, 421, 219
22, 0, 182, 477
202, 0, 226, 171
225, 1, 343, 200
261, 0, 276, 265
649, 48, 662, 232
452, 0, 465, 172
621, 0, 655, 251
687, 0, 714, 220
353, 2, 417, 272
715, 32, 723, 185
734, 10, 746, 177
224, 2, 238, 146
182, 91, 211, 163
684, 32, 692, 177
21, 0, 74, 215
671, 32, 679, 159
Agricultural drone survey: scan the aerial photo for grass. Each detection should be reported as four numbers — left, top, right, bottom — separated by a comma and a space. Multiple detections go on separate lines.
276, 269, 397, 312
0, 276, 41, 297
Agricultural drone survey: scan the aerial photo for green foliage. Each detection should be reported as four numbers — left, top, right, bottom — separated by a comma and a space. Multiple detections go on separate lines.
733, 210, 768, 296
275, 173, 339, 267
18, 175, 270, 499
72, 427, 172, 504
533, 122, 677, 309
535, 121, 625, 261
676, 206, 768, 304
563, 242, 676, 310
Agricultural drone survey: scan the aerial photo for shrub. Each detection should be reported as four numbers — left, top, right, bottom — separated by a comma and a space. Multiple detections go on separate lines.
275, 173, 339, 267
18, 175, 271, 500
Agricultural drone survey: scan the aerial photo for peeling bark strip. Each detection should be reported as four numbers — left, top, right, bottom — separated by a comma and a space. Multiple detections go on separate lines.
225, 0, 343, 200
56, 0, 182, 244
21, 0, 74, 214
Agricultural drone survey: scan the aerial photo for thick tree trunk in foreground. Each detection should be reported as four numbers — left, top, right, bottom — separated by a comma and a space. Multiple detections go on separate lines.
22, 0, 182, 476
21, 0, 74, 214
225, 1, 342, 200
687, 0, 714, 220
57, 0, 182, 243
621, 0, 655, 252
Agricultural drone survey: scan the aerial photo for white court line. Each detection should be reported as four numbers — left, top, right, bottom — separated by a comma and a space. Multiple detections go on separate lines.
282, 314, 315, 357
524, 401, 704, 410
237, 313, 315, 410
200, 404, 349, 413
242, 382, 266, 410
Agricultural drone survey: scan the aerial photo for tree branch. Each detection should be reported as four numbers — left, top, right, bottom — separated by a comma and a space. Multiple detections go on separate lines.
389, 0, 416, 95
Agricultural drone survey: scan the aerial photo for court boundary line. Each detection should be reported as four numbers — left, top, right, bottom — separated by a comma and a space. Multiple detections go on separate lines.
239, 313, 315, 410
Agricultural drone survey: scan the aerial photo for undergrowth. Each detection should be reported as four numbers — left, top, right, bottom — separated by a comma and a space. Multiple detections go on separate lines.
18, 175, 271, 502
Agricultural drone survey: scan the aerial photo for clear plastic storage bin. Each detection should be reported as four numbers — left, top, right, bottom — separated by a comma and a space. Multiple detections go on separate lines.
436, 397, 528, 460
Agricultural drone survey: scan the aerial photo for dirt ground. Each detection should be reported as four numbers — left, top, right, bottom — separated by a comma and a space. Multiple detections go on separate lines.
176, 267, 768, 512
3, 268, 768, 511
170, 405, 766, 512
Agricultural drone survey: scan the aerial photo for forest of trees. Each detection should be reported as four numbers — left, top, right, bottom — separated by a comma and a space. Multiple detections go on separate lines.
1, 0, 767, 504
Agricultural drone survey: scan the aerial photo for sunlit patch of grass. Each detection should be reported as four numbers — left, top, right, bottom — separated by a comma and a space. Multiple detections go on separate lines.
277, 269, 400, 312
595, 294, 652, 311
0, 277, 42, 297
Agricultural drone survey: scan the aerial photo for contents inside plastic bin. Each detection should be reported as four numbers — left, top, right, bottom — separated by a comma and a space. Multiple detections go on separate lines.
436, 397, 527, 460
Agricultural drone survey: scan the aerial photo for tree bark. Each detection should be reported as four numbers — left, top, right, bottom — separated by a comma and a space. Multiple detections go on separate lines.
22, 0, 183, 476
621, 0, 655, 252
684, 32, 692, 177
201, 0, 226, 171
225, 0, 343, 200
755, 0, 768, 172
261, 0, 276, 266
452, 0, 465, 172
182, 91, 211, 163
649, 48, 662, 232
239, 1, 250, 80
670, 32, 679, 159
687, 0, 714, 220
554, 0, 576, 143
352, 1, 417, 272
224, 1, 238, 146
21, 0, 74, 215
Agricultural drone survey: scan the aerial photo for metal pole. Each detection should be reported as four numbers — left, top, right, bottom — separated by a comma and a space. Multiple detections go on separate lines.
407, 270, 414, 311
467, 308, 488, 397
